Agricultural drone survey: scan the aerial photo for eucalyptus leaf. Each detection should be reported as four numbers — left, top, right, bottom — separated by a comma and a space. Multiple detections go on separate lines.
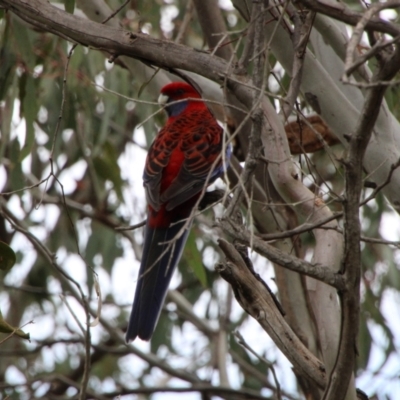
0, 46, 16, 101
12, 18, 35, 69
0, 241, 16, 271
184, 230, 207, 288
64, 0, 75, 14
0, 310, 30, 340
20, 75, 38, 161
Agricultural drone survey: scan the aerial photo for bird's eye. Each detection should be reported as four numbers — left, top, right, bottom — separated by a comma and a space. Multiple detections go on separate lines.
175, 89, 185, 95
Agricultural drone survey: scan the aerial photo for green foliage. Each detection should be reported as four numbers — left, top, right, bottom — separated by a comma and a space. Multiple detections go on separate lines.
0, 1, 399, 400
0, 310, 29, 339
0, 241, 16, 271
183, 230, 208, 288
64, 0, 75, 14
92, 141, 125, 201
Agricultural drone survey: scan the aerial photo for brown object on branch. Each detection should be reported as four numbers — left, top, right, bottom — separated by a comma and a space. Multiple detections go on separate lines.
285, 115, 341, 154
229, 114, 340, 160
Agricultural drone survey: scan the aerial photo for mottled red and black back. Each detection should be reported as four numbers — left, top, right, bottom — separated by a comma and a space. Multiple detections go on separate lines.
144, 108, 225, 213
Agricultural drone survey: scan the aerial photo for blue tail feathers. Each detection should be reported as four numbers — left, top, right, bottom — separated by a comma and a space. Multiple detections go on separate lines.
125, 219, 190, 342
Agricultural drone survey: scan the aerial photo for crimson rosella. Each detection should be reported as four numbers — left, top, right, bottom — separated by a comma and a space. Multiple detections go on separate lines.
125, 82, 230, 342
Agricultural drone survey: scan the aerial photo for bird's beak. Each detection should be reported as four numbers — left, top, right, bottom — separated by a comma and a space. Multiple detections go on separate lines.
158, 93, 169, 106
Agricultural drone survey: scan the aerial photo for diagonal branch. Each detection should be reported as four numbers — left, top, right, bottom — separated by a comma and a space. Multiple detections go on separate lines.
295, 0, 400, 37
0, 0, 227, 82
280, 7, 315, 119
220, 219, 345, 290
192, 0, 234, 61
343, 2, 400, 81
217, 239, 326, 389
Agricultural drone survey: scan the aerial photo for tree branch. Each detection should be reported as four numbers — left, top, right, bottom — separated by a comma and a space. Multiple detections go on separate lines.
323, 34, 400, 400
192, 0, 233, 61
220, 219, 345, 290
295, 0, 400, 37
0, 0, 227, 82
343, 2, 400, 82
280, 7, 314, 120
217, 239, 326, 389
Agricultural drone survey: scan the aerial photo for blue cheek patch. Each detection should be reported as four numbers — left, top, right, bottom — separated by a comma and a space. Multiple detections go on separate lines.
165, 100, 188, 117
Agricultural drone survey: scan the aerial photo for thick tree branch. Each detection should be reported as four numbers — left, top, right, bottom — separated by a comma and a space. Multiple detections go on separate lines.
217, 239, 326, 389
0, 0, 227, 82
323, 39, 400, 400
220, 219, 345, 290
295, 0, 400, 37
193, 0, 233, 61
249, 79, 345, 389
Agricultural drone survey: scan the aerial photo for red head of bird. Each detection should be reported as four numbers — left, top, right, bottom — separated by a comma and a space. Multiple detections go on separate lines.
158, 82, 206, 118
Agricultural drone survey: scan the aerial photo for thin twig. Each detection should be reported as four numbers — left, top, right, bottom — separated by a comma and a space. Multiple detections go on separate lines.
360, 158, 400, 206
220, 218, 346, 290
0, 200, 86, 300
280, 6, 315, 120
234, 331, 282, 400
296, 0, 400, 37
175, 0, 194, 44
225, 0, 268, 218
115, 219, 146, 231
343, 2, 400, 82
101, 0, 130, 24
345, 35, 400, 78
